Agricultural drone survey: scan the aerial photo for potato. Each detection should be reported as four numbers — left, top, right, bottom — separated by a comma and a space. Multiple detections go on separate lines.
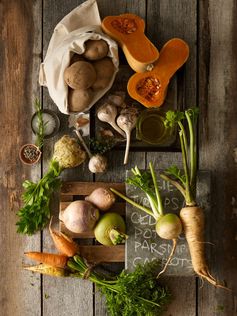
70, 53, 85, 65
83, 39, 109, 61
64, 61, 96, 90
68, 88, 93, 112
92, 57, 115, 90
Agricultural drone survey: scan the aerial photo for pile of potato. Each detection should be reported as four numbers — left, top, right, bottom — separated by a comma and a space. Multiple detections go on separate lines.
64, 39, 115, 112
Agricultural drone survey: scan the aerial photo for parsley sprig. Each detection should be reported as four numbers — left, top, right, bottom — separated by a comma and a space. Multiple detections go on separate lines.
16, 160, 62, 235
68, 256, 171, 316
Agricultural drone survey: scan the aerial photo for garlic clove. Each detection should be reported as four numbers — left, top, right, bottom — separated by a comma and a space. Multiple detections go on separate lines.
88, 154, 108, 173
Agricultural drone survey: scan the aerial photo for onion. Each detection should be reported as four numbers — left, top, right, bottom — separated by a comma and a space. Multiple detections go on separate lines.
94, 212, 127, 246
59, 200, 100, 233
88, 154, 107, 173
85, 187, 115, 211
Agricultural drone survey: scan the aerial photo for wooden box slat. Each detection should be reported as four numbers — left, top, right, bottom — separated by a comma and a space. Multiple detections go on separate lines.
60, 195, 73, 202
60, 223, 95, 238
59, 182, 125, 262
61, 181, 125, 195
80, 245, 125, 263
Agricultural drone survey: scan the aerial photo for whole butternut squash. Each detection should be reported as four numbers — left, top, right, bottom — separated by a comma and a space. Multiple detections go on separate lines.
127, 38, 189, 107
102, 13, 159, 73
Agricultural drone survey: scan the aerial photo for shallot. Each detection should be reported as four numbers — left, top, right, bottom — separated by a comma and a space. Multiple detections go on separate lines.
85, 187, 116, 211
59, 200, 100, 233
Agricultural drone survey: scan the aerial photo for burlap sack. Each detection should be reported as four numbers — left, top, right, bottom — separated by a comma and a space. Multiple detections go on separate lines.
39, 0, 119, 114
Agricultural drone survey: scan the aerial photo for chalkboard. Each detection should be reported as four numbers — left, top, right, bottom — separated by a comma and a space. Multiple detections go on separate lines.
125, 170, 211, 276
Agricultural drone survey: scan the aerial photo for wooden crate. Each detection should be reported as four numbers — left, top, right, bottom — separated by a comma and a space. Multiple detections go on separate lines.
59, 181, 125, 263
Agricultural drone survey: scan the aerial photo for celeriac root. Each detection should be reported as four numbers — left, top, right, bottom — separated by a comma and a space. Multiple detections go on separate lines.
180, 206, 229, 289
157, 239, 177, 278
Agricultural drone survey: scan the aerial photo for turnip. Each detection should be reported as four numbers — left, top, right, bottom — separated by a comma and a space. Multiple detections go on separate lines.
110, 162, 182, 276
94, 212, 127, 246
59, 200, 100, 233
85, 187, 116, 211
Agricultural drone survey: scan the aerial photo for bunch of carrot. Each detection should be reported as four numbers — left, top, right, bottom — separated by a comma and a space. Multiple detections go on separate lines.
24, 221, 171, 315
24, 219, 79, 274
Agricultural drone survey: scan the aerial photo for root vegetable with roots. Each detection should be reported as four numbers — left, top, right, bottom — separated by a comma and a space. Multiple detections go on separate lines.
23, 225, 171, 315
111, 162, 182, 277
162, 108, 228, 289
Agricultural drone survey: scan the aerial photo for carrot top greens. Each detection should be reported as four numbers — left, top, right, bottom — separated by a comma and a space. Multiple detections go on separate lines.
161, 108, 199, 206
126, 163, 164, 219
111, 162, 164, 220
68, 255, 171, 316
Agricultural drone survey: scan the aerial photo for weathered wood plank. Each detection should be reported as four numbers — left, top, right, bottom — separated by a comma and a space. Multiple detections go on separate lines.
97, 0, 146, 19
42, 1, 94, 316
96, 0, 147, 310
61, 181, 125, 195
0, 1, 42, 315
198, 0, 237, 315
94, 151, 146, 316
146, 0, 197, 314
147, 0, 197, 106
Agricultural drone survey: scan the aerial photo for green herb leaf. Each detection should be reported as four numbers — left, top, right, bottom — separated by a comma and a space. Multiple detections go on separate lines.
67, 257, 171, 316
89, 138, 116, 155
165, 165, 186, 185
185, 107, 199, 121
162, 108, 199, 205
164, 110, 185, 128
100, 260, 171, 316
16, 160, 62, 235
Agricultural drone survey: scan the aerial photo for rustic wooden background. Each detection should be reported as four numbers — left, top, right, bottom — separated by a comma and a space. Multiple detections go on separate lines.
1, 0, 237, 315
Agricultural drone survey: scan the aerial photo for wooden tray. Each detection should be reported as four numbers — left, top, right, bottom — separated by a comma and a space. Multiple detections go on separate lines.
60, 181, 125, 263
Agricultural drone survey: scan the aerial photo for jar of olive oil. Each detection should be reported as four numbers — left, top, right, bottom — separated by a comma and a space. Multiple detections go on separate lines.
136, 109, 176, 146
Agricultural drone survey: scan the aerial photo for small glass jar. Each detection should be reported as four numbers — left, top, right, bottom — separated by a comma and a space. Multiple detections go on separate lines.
136, 109, 176, 146
19, 144, 42, 165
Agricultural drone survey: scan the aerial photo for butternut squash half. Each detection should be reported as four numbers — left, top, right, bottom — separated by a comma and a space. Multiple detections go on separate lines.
102, 13, 159, 73
127, 38, 189, 107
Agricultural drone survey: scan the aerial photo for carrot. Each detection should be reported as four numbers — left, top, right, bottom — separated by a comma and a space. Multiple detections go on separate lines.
24, 264, 66, 277
162, 108, 228, 289
24, 252, 68, 268
49, 218, 79, 257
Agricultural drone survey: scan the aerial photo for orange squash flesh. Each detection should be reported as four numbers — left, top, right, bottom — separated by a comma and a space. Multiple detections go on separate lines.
127, 38, 190, 107
102, 14, 159, 73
